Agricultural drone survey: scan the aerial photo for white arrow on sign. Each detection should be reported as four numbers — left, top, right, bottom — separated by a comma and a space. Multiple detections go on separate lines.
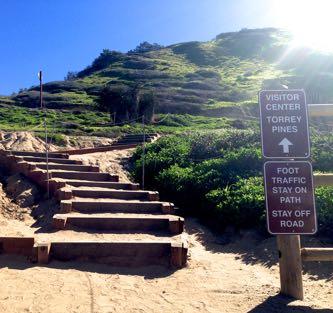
279, 138, 293, 153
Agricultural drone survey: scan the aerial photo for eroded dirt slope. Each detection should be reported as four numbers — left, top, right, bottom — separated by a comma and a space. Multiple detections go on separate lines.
0, 131, 116, 151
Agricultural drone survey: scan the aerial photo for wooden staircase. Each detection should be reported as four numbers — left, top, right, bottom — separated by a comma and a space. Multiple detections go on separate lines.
57, 133, 159, 155
0, 149, 187, 268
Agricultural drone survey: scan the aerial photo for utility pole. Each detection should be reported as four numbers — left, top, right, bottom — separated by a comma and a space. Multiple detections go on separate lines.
142, 115, 146, 190
39, 71, 50, 199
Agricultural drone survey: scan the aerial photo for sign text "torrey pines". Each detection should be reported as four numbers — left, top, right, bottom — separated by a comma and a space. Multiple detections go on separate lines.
259, 90, 310, 159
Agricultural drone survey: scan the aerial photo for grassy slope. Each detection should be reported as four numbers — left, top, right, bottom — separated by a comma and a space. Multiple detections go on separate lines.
4, 28, 291, 110
0, 101, 256, 138
2, 27, 333, 135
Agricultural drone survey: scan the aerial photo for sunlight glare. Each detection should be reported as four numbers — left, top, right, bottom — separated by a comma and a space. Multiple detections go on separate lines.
271, 0, 333, 53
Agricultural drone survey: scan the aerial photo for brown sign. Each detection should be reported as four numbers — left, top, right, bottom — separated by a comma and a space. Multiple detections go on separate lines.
259, 90, 310, 159
264, 161, 316, 235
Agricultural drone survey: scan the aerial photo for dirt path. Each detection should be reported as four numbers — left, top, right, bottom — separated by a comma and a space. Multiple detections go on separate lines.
0, 218, 332, 313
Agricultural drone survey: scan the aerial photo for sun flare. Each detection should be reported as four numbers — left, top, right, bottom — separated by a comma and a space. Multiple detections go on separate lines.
271, 0, 333, 53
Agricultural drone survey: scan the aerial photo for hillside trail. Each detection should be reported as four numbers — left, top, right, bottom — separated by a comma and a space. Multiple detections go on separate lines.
0, 133, 332, 312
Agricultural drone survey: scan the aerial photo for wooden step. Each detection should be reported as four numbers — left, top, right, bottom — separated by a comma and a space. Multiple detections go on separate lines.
45, 240, 188, 267
51, 171, 118, 182
35, 163, 99, 172
58, 187, 159, 201
117, 138, 153, 143
62, 180, 139, 190
10, 151, 69, 158
22, 156, 81, 164
122, 133, 157, 138
0, 237, 188, 267
60, 199, 174, 214
53, 213, 184, 234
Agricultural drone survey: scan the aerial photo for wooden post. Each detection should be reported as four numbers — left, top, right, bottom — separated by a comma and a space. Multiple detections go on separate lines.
277, 235, 304, 300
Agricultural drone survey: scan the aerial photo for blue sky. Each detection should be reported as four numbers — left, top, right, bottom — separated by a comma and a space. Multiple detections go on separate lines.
0, 0, 285, 95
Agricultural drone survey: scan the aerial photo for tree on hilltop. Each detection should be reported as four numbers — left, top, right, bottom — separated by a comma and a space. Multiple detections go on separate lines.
129, 42, 164, 54
64, 71, 78, 81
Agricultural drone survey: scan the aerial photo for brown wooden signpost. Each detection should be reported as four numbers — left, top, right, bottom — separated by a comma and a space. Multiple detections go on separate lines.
259, 89, 316, 300
259, 98, 333, 301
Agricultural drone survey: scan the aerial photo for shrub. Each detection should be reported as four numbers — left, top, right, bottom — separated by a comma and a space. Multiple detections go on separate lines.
64, 71, 78, 81
49, 133, 67, 146
130, 131, 333, 239
315, 186, 333, 237
123, 60, 156, 70
205, 179, 333, 237
188, 129, 260, 159
312, 134, 333, 172
206, 176, 265, 229
132, 133, 263, 218
157, 165, 196, 210
193, 147, 262, 190
131, 136, 191, 186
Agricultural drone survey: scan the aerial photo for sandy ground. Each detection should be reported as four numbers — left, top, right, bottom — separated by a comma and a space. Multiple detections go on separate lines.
70, 149, 136, 183
0, 218, 332, 313
60, 135, 115, 150
0, 131, 58, 152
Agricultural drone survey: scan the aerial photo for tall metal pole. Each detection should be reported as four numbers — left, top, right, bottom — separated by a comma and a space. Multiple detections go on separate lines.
39, 71, 50, 198
142, 115, 146, 190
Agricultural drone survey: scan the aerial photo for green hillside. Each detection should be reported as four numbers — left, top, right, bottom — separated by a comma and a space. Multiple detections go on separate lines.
1, 27, 333, 135
7, 28, 333, 110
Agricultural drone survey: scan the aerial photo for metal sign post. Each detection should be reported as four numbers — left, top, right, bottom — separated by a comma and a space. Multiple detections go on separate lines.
39, 71, 50, 199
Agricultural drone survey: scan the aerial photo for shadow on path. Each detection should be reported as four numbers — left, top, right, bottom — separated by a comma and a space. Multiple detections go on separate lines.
0, 254, 175, 279
30, 198, 59, 233
185, 218, 333, 281
248, 294, 333, 313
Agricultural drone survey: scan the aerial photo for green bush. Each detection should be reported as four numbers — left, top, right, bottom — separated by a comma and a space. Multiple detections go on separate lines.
193, 147, 262, 189
157, 165, 196, 211
206, 176, 265, 229
315, 186, 333, 237
131, 133, 263, 219
188, 129, 260, 160
312, 134, 333, 172
130, 130, 333, 239
205, 179, 333, 237
131, 136, 191, 186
